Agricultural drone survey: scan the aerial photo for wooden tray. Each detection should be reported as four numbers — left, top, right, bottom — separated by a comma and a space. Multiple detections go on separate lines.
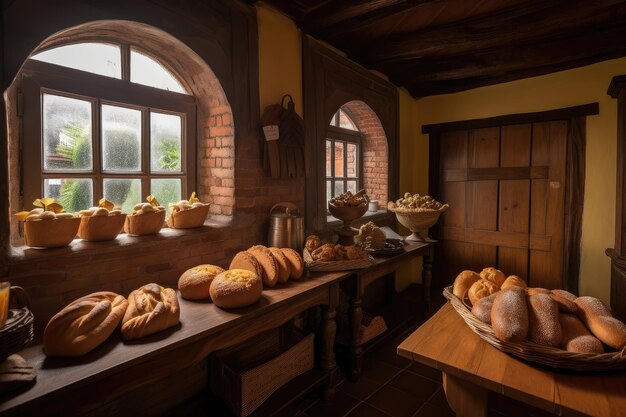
303, 248, 374, 272
443, 286, 626, 372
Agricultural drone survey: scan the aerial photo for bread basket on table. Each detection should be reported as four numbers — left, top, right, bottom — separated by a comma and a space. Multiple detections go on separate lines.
302, 248, 374, 272
443, 286, 626, 371
0, 286, 34, 362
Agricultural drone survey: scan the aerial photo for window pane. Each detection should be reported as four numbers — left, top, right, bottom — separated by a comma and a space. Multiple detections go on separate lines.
326, 140, 332, 177
44, 178, 93, 212
151, 112, 182, 172
130, 49, 187, 94
339, 109, 358, 131
102, 104, 142, 171
330, 112, 338, 126
31, 43, 121, 79
151, 178, 181, 216
327, 180, 332, 206
347, 143, 357, 178
104, 178, 141, 213
334, 142, 344, 177
43, 94, 93, 171
334, 181, 344, 197
347, 180, 357, 194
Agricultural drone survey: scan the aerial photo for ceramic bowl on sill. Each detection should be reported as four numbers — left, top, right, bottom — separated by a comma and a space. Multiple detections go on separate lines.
166, 204, 210, 229
123, 210, 165, 236
24, 217, 81, 248
77, 213, 127, 242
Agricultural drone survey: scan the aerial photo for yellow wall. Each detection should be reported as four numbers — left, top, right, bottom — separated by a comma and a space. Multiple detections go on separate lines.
407, 57, 626, 304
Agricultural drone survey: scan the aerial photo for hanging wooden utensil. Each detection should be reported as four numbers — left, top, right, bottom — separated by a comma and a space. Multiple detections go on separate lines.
261, 102, 283, 178
278, 95, 305, 178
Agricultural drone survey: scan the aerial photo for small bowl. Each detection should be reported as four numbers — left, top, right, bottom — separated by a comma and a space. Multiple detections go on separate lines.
328, 204, 368, 222
167, 204, 210, 229
123, 210, 165, 236
78, 214, 127, 241
24, 217, 81, 248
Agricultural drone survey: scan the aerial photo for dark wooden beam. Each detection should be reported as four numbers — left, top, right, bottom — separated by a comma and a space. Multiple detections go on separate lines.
356, 0, 625, 65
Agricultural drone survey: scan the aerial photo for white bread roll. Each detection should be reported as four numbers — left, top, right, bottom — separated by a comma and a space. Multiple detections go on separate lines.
471, 292, 497, 324
452, 270, 481, 299
527, 294, 562, 347
178, 264, 225, 300
210, 269, 263, 309
44, 292, 128, 356
575, 296, 626, 349
468, 278, 499, 306
491, 286, 528, 343
479, 267, 506, 287
559, 313, 604, 354
501, 275, 526, 291
122, 283, 180, 340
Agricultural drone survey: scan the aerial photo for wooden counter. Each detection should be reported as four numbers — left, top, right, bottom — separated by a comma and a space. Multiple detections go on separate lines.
398, 303, 626, 417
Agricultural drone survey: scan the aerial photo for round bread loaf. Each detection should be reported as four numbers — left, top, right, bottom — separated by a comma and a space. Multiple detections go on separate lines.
501, 275, 527, 291
452, 270, 481, 299
575, 296, 626, 349
559, 313, 604, 354
527, 293, 562, 347
281, 248, 304, 280
549, 289, 579, 314
471, 292, 497, 324
269, 247, 291, 284
122, 283, 180, 340
468, 278, 499, 306
305, 235, 322, 252
248, 245, 280, 287
230, 251, 263, 280
479, 267, 506, 287
178, 264, 225, 300
44, 291, 128, 356
210, 269, 263, 309
491, 286, 528, 342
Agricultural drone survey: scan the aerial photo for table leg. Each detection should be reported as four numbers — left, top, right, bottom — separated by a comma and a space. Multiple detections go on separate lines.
442, 372, 488, 417
348, 297, 363, 382
422, 253, 433, 304
320, 303, 338, 400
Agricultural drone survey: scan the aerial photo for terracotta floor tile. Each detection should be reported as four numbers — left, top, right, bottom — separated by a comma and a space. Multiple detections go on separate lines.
360, 359, 403, 385
389, 370, 440, 401
366, 385, 424, 417
305, 390, 360, 417
426, 387, 450, 410
413, 402, 455, 417
407, 362, 442, 383
345, 403, 392, 417
337, 376, 382, 400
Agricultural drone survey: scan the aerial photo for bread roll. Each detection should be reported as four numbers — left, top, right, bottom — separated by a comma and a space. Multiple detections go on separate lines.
471, 292, 497, 324
575, 296, 626, 349
479, 267, 506, 287
491, 286, 528, 342
526, 287, 550, 296
501, 275, 527, 291
549, 289, 579, 314
230, 251, 264, 280
527, 294, 562, 347
44, 292, 128, 356
210, 269, 263, 309
122, 283, 180, 340
452, 270, 481, 299
248, 245, 279, 287
269, 247, 291, 283
305, 235, 321, 252
559, 313, 604, 354
281, 248, 304, 280
178, 264, 225, 300
468, 279, 499, 306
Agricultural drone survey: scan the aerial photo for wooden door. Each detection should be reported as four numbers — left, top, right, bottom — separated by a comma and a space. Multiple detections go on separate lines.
437, 121, 567, 289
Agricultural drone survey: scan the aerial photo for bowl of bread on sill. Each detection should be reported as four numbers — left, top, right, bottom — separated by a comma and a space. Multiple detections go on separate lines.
124, 195, 166, 236
167, 192, 210, 229
77, 198, 126, 242
387, 193, 448, 242
15, 198, 80, 248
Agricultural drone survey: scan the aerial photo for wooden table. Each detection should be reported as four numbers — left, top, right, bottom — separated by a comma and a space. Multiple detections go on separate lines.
398, 304, 626, 417
344, 240, 434, 381
0, 271, 351, 417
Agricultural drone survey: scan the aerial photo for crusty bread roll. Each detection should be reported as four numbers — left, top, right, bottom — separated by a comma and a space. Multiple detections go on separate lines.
501, 275, 527, 291
44, 292, 128, 356
281, 248, 304, 280
471, 292, 497, 324
269, 247, 291, 284
526, 287, 550, 296
549, 289, 579, 314
210, 269, 263, 309
178, 264, 225, 300
527, 294, 562, 347
121, 283, 180, 340
468, 279, 499, 306
491, 286, 528, 342
452, 270, 481, 299
479, 267, 506, 287
559, 313, 604, 354
230, 251, 264, 280
575, 296, 626, 349
248, 245, 279, 287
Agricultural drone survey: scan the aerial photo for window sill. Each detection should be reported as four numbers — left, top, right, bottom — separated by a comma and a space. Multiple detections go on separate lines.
8, 215, 233, 264
326, 209, 392, 229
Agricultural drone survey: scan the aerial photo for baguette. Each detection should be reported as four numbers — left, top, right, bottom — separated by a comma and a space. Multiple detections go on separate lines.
559, 313, 604, 354
527, 294, 562, 347
575, 296, 626, 349
491, 286, 528, 342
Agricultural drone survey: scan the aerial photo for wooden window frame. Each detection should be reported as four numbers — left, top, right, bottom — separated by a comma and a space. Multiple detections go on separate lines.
326, 124, 363, 205
20, 58, 197, 210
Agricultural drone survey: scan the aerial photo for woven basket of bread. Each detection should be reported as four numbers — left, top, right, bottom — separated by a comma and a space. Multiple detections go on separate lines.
443, 286, 626, 371
303, 248, 374, 272
0, 287, 34, 362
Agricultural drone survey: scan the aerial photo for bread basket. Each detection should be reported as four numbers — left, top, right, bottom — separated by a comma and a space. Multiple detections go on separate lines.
123, 210, 165, 236
0, 286, 34, 362
77, 213, 127, 241
24, 217, 81, 248
443, 286, 626, 371
166, 204, 210, 229
387, 206, 447, 242
303, 248, 374, 272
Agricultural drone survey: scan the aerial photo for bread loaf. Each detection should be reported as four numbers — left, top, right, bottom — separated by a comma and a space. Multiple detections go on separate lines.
527, 294, 562, 347
122, 283, 180, 340
281, 248, 304, 280
471, 292, 497, 324
549, 289, 579, 314
479, 267, 506, 287
44, 292, 128, 356
468, 279, 499, 306
501, 275, 527, 291
491, 286, 528, 342
575, 296, 626, 349
269, 247, 291, 284
452, 270, 481, 299
230, 251, 264, 280
178, 264, 224, 300
248, 245, 279, 287
526, 287, 550, 296
559, 313, 604, 354
210, 269, 263, 309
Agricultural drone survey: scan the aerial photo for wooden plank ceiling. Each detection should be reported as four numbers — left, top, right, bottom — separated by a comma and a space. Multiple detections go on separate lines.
248, 0, 626, 97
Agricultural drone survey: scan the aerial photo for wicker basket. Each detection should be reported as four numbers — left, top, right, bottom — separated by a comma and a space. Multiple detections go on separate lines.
77, 213, 127, 241
388, 205, 448, 242
123, 210, 165, 236
303, 248, 374, 272
166, 204, 210, 229
24, 217, 81, 248
443, 286, 626, 371
0, 287, 34, 362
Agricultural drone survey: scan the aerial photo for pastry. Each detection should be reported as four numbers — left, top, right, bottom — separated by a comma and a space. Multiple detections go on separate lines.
281, 248, 304, 280
575, 296, 626, 349
345, 245, 369, 260
527, 293, 562, 347
468, 279, 499, 306
559, 313, 604, 354
248, 245, 280, 287
305, 235, 322, 252
210, 269, 263, 309
501, 275, 527, 291
471, 292, 497, 324
312, 243, 336, 261
230, 251, 264, 280
121, 283, 180, 340
452, 270, 481, 299
355, 222, 386, 250
269, 247, 291, 284
44, 292, 128, 356
491, 286, 528, 343
178, 264, 225, 300
479, 267, 506, 287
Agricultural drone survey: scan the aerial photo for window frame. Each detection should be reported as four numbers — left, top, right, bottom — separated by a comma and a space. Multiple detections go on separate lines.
326, 124, 363, 205
21, 57, 197, 211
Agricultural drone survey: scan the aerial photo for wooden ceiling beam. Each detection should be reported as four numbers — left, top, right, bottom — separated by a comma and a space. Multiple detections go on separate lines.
355, 0, 626, 65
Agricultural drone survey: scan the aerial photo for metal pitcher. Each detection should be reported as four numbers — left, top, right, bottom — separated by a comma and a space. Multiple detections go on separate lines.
268, 202, 304, 252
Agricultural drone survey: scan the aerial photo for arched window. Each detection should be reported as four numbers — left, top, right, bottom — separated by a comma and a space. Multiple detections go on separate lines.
326, 108, 362, 205
22, 41, 196, 214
